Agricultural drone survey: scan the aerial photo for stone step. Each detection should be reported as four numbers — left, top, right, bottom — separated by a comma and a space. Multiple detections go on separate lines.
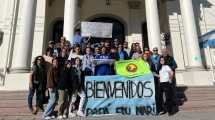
0, 86, 215, 119
176, 86, 215, 111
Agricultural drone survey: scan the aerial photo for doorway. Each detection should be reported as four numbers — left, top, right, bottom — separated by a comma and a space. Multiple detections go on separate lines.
52, 20, 64, 43
142, 22, 149, 48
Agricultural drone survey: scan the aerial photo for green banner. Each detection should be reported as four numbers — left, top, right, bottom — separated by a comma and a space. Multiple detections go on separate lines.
115, 59, 151, 77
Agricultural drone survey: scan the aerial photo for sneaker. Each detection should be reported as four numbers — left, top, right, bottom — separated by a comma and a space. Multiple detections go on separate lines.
44, 116, 52, 120
69, 112, 76, 118
77, 110, 86, 117
29, 107, 35, 114
63, 114, 67, 118
51, 115, 55, 119
159, 111, 167, 115
34, 106, 44, 114
57, 115, 63, 119
39, 107, 44, 112
32, 108, 38, 115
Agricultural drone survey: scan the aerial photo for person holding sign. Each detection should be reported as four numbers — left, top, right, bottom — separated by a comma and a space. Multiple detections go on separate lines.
68, 45, 83, 60
73, 30, 82, 45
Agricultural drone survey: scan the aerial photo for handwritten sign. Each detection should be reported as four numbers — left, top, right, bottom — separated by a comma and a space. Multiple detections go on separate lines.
81, 22, 113, 38
85, 74, 156, 116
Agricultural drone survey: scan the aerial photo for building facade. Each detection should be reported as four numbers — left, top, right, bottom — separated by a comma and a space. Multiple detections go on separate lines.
0, 0, 215, 90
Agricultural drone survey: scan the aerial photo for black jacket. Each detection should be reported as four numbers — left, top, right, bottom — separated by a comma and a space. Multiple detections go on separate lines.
66, 67, 83, 92
58, 68, 71, 90
163, 55, 178, 71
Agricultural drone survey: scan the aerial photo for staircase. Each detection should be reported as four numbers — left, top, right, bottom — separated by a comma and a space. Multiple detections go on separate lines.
0, 86, 215, 119
0, 91, 41, 119
177, 86, 215, 111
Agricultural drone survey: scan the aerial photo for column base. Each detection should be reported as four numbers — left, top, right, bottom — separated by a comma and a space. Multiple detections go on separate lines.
176, 68, 214, 86
9, 67, 31, 73
185, 66, 205, 71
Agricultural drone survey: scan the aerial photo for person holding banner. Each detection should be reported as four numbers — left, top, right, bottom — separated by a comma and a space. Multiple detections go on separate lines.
113, 39, 119, 48
158, 56, 174, 115
117, 44, 129, 60
142, 53, 151, 69
104, 40, 111, 51
150, 47, 162, 114
93, 47, 101, 57
94, 46, 112, 75
123, 41, 130, 55
109, 47, 118, 60
99, 40, 106, 48
129, 43, 137, 57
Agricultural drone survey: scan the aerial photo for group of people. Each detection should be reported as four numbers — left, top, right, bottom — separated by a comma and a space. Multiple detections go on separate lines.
28, 30, 178, 119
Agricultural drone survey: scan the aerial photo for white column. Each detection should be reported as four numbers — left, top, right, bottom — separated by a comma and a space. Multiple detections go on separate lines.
12, 0, 37, 71
180, 0, 203, 67
145, 0, 161, 51
63, 0, 78, 45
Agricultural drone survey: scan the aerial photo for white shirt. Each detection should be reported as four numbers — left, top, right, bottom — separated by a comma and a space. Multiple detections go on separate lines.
82, 54, 94, 71
68, 52, 83, 60
124, 48, 130, 55
132, 52, 142, 59
43, 55, 53, 64
159, 65, 172, 83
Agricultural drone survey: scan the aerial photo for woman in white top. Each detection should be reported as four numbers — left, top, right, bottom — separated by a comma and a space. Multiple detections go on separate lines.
158, 56, 174, 115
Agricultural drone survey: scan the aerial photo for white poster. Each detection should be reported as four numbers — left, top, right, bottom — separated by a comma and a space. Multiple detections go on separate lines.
81, 22, 113, 38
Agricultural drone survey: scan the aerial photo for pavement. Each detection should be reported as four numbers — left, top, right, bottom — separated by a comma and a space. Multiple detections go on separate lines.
1, 109, 215, 120
1, 90, 215, 120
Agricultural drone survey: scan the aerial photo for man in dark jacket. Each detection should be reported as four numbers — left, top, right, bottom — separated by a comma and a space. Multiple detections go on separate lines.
57, 60, 72, 118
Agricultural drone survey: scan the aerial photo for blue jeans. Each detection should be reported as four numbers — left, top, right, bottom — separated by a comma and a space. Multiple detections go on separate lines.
43, 88, 57, 118
27, 84, 43, 110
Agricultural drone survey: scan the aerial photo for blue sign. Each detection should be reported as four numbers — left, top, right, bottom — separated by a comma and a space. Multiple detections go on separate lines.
85, 74, 156, 116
